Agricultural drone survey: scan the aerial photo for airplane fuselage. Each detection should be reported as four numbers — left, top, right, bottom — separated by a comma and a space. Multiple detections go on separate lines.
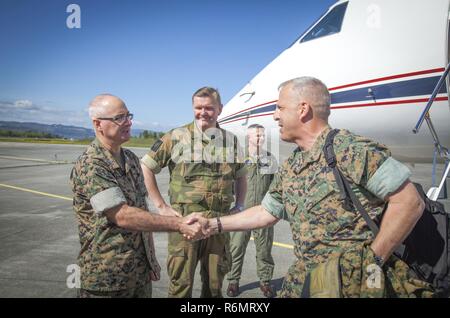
219, 0, 450, 163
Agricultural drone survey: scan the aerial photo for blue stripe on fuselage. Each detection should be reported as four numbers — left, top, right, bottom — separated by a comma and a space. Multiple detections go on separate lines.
219, 76, 447, 124
330, 76, 446, 104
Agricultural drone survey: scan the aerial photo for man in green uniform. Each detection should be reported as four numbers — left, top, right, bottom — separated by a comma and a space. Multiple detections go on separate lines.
202, 77, 432, 297
70, 94, 206, 298
226, 124, 277, 298
141, 87, 247, 298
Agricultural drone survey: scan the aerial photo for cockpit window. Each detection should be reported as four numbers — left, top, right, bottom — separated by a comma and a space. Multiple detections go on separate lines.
300, 2, 348, 43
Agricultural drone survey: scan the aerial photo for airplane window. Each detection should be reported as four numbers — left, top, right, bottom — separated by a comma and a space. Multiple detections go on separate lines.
300, 2, 348, 43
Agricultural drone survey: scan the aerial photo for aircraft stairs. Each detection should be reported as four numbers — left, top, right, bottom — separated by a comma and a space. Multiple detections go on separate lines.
413, 62, 450, 201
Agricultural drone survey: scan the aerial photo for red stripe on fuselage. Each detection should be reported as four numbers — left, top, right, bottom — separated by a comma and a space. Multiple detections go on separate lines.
329, 68, 445, 91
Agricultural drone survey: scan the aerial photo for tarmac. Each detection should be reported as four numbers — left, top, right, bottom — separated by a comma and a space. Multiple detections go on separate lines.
0, 141, 448, 298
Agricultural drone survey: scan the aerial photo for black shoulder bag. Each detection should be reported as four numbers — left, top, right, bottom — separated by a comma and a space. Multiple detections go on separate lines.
323, 129, 450, 296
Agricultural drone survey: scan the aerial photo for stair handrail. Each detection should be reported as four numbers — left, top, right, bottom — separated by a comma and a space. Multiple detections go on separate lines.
412, 62, 450, 159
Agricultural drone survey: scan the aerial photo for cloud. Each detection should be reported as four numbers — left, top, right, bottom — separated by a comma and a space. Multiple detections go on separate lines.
147, 121, 177, 132
0, 98, 177, 132
132, 120, 144, 126
14, 100, 33, 108
0, 99, 91, 128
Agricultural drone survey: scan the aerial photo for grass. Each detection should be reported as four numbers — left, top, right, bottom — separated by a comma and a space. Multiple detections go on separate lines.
0, 137, 157, 148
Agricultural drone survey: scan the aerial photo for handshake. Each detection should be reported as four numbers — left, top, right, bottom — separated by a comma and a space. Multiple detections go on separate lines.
158, 204, 238, 240
178, 213, 214, 241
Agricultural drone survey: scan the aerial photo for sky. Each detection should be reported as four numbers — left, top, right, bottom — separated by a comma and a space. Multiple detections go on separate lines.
0, 0, 336, 132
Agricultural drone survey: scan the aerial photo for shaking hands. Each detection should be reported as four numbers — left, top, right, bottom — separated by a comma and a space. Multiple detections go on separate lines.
179, 213, 212, 241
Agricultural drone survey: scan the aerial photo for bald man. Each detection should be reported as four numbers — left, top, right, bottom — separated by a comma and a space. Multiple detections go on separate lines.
70, 94, 207, 298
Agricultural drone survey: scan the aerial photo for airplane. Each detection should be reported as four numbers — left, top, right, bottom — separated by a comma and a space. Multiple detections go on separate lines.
218, 0, 450, 171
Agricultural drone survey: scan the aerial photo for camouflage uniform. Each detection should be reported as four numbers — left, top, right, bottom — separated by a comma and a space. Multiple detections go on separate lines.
303, 241, 434, 298
141, 121, 247, 298
262, 125, 422, 297
70, 139, 158, 297
228, 151, 277, 285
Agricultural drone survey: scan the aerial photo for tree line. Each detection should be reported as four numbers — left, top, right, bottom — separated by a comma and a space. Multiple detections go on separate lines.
139, 130, 164, 139
0, 129, 164, 140
0, 129, 62, 139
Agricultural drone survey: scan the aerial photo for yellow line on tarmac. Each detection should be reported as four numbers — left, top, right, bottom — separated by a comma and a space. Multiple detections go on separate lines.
0, 183, 295, 250
0, 183, 72, 201
250, 236, 294, 250
0, 155, 70, 164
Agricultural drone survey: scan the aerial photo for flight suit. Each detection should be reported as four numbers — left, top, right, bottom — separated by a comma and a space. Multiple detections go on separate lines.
227, 151, 277, 285
141, 121, 247, 297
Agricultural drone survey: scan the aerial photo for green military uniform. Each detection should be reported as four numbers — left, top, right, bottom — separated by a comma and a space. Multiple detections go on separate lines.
228, 151, 277, 285
262, 125, 428, 298
70, 138, 158, 298
141, 121, 247, 298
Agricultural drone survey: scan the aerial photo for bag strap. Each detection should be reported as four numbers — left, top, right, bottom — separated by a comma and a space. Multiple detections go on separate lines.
323, 129, 379, 236
323, 129, 407, 257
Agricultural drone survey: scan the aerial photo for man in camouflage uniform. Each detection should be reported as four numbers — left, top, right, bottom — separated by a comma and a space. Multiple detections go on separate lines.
203, 77, 432, 297
141, 87, 247, 298
226, 124, 277, 298
70, 94, 206, 298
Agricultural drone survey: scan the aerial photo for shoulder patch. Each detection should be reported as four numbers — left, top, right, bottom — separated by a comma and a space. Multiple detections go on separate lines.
151, 139, 163, 152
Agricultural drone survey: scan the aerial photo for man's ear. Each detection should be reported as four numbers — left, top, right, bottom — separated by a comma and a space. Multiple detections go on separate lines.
93, 119, 101, 131
298, 102, 312, 121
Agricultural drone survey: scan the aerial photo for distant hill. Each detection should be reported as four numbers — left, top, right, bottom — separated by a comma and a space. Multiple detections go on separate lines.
0, 121, 156, 140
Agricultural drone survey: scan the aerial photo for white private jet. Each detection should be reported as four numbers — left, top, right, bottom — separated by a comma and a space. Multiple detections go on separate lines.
218, 0, 450, 199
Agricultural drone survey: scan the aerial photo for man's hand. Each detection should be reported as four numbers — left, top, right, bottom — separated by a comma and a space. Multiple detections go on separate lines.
180, 213, 211, 240
158, 204, 182, 217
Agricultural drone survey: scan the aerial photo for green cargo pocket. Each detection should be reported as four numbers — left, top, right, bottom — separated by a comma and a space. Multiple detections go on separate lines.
301, 256, 342, 298
167, 245, 190, 287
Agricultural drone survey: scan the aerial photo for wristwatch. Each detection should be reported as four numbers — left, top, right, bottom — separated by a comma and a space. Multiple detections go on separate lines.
374, 254, 385, 267
235, 204, 244, 212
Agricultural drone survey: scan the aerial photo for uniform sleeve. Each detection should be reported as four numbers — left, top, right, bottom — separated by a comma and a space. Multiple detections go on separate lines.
141, 132, 173, 174
261, 166, 287, 220
336, 134, 411, 200
366, 157, 411, 200
74, 161, 127, 216
234, 135, 248, 178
